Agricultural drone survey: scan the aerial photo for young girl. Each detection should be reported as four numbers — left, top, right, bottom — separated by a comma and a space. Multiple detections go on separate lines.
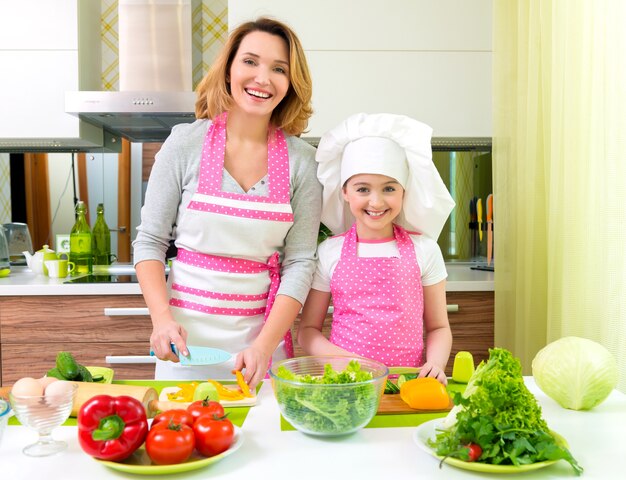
298, 113, 455, 383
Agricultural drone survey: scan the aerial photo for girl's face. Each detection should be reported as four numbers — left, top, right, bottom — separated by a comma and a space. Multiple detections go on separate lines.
342, 173, 404, 239
228, 31, 290, 120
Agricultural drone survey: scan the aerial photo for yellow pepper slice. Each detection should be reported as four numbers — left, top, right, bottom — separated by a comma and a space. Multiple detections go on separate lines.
206, 379, 245, 400
166, 382, 199, 402
232, 370, 253, 398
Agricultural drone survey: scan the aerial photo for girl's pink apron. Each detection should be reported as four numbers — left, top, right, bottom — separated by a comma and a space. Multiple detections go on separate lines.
155, 113, 294, 379
329, 223, 425, 367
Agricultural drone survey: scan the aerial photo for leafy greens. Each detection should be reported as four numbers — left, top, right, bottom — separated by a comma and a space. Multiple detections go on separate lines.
275, 360, 378, 434
430, 348, 583, 475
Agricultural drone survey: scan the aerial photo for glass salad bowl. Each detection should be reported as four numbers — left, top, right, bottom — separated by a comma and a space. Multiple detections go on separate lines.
9, 383, 77, 457
269, 356, 388, 436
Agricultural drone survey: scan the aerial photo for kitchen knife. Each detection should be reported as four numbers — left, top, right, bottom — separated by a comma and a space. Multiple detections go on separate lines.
486, 194, 493, 265
149, 344, 233, 366
469, 198, 477, 258
477, 197, 483, 242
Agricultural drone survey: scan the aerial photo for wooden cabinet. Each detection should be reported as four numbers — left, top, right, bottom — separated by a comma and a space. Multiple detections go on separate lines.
291, 291, 494, 376
445, 291, 494, 374
0, 295, 154, 385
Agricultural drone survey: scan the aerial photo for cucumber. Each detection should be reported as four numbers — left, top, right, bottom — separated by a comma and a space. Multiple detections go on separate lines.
92, 375, 105, 382
46, 367, 66, 380
384, 379, 400, 394
76, 365, 93, 382
56, 351, 80, 380
397, 373, 418, 389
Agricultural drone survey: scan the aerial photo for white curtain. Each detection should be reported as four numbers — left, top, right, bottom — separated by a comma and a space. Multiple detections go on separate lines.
493, 0, 626, 392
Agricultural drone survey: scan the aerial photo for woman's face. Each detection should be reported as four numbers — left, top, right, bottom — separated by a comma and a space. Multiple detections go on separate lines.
228, 31, 290, 120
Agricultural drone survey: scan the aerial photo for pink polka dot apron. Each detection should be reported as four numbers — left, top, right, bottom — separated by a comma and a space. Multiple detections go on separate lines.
329, 223, 424, 367
156, 112, 294, 380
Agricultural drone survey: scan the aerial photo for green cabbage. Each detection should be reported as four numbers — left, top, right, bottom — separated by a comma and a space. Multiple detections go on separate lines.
532, 336, 618, 411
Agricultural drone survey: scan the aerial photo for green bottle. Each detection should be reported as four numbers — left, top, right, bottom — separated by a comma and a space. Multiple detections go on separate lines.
69, 201, 92, 275
92, 203, 112, 266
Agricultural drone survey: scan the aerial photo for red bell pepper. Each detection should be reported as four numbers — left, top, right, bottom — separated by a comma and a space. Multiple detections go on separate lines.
77, 394, 149, 461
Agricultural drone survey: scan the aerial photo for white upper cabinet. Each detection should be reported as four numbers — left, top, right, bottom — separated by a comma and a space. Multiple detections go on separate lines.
229, 0, 492, 138
0, 0, 78, 49
0, 0, 102, 150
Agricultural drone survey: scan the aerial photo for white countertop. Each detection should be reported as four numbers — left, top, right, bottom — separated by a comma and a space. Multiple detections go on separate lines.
0, 263, 494, 296
1, 377, 623, 479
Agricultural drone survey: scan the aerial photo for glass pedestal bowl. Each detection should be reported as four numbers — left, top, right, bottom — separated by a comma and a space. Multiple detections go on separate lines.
9, 383, 77, 457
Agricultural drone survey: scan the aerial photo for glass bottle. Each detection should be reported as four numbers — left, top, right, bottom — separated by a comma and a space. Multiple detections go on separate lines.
69, 201, 92, 275
92, 203, 112, 266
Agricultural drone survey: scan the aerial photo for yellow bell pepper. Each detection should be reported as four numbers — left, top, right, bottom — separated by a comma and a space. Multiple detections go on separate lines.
206, 379, 245, 400
399, 378, 450, 410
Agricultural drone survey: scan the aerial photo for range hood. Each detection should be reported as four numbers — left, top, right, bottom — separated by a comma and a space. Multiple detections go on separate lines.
65, 0, 197, 144
65, 91, 196, 143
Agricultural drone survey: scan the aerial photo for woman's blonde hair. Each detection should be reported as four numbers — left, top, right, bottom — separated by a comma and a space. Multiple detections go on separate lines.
195, 17, 313, 136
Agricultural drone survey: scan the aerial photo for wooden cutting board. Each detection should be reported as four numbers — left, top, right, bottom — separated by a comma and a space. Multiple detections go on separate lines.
376, 393, 454, 415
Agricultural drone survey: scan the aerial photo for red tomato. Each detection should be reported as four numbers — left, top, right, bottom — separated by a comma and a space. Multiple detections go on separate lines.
465, 443, 483, 462
152, 409, 194, 428
193, 415, 234, 457
187, 399, 225, 422
145, 422, 195, 465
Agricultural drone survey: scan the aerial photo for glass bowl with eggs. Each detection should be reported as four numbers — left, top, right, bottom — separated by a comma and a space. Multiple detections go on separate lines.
9, 377, 77, 457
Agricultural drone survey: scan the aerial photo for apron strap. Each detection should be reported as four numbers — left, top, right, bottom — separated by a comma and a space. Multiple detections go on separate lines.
265, 252, 294, 358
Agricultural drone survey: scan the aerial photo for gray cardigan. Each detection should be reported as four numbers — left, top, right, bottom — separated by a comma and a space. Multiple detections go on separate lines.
133, 119, 322, 305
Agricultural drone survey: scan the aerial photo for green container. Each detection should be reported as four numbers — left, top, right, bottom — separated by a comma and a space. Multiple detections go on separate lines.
69, 201, 92, 276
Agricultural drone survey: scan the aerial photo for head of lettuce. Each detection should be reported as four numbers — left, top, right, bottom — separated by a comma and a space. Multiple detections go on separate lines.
532, 336, 618, 411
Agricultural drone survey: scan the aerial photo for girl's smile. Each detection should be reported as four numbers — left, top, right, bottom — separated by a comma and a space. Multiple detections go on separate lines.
342, 173, 404, 239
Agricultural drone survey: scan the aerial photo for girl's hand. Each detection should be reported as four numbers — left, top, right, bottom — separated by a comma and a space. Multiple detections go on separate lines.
233, 346, 272, 389
418, 362, 448, 385
150, 320, 188, 362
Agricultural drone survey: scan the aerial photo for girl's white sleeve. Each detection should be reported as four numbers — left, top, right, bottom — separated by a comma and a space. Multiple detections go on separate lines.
310, 237, 343, 292
414, 236, 448, 286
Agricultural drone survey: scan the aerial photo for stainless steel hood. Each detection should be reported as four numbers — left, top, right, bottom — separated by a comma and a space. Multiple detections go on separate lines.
65, 91, 196, 143
65, 0, 196, 144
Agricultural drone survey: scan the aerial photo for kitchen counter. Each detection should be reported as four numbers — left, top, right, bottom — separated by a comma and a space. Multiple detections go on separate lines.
0, 263, 494, 296
1, 377, 623, 479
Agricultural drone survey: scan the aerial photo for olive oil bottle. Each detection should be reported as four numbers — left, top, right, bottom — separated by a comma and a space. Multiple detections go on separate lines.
69, 201, 92, 275
92, 203, 112, 266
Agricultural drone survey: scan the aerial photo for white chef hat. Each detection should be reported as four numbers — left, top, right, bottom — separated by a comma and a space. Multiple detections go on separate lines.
316, 113, 455, 239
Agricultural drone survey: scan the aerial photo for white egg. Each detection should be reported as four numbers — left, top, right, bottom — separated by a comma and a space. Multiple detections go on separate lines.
11, 377, 45, 397
38, 376, 59, 390
44, 380, 74, 398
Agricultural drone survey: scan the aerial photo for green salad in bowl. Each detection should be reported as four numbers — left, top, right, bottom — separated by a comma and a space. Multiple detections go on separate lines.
269, 356, 388, 436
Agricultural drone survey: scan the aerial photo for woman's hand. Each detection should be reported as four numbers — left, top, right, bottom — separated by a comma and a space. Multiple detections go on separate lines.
418, 362, 448, 385
150, 320, 188, 362
233, 345, 272, 389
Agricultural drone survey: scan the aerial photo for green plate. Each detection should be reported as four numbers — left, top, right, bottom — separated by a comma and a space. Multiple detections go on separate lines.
414, 419, 566, 474
85, 366, 114, 384
96, 427, 243, 475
